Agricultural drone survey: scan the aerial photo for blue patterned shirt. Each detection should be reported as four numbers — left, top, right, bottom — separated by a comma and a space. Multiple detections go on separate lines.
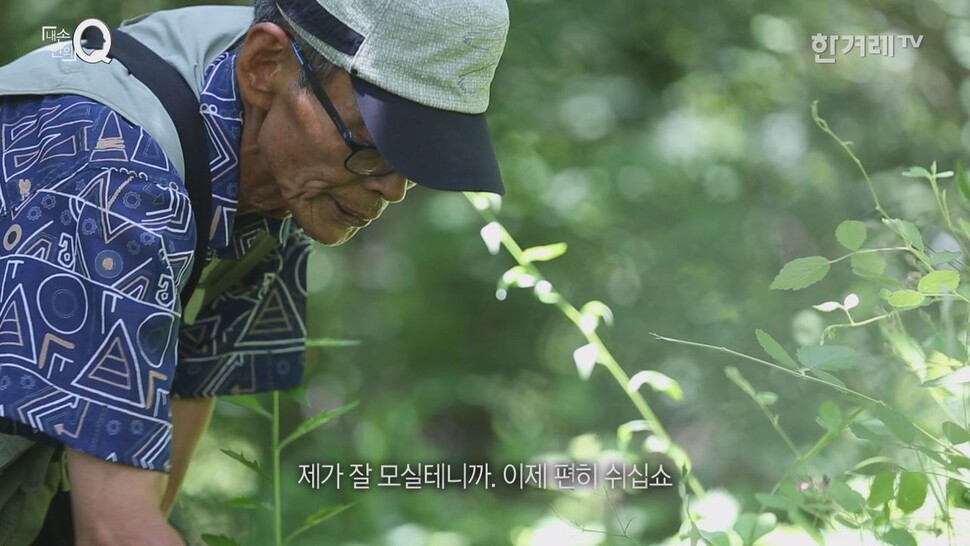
0, 48, 311, 471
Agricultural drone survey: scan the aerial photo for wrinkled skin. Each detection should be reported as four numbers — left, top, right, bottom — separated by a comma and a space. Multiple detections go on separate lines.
68, 23, 416, 545
235, 22, 413, 245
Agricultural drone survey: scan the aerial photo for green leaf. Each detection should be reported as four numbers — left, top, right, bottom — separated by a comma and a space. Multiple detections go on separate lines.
957, 164, 970, 202
868, 472, 895, 507
947, 479, 970, 510
851, 423, 889, 443
498, 265, 536, 291
850, 252, 887, 278
929, 251, 961, 266
222, 395, 271, 420
756, 391, 778, 405
733, 513, 776, 546
887, 289, 925, 308
202, 535, 243, 546
616, 420, 650, 451
220, 449, 271, 485
836, 220, 867, 250
627, 370, 683, 401
770, 256, 830, 290
892, 219, 925, 252
950, 455, 970, 470
896, 472, 928, 513
224, 496, 269, 511
755, 329, 798, 369
755, 493, 796, 511
902, 166, 931, 179
283, 504, 353, 545
701, 532, 732, 546
787, 508, 824, 546
521, 243, 568, 263
851, 456, 898, 475
282, 385, 311, 407
833, 515, 860, 529
943, 421, 970, 445
871, 405, 917, 445
828, 480, 865, 513
917, 270, 960, 293
579, 300, 614, 333
883, 528, 917, 546
725, 367, 757, 398
810, 369, 846, 390
960, 218, 970, 240
796, 345, 857, 371
817, 401, 842, 431
279, 401, 358, 451
923, 366, 970, 387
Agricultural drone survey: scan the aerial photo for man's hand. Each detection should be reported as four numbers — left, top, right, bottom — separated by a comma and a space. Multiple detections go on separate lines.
66, 448, 185, 545
65, 397, 215, 544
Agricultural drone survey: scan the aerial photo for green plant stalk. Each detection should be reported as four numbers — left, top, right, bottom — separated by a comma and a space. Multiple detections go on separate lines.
916, 451, 949, 531
772, 407, 864, 495
651, 333, 965, 459
924, 165, 970, 260
828, 247, 911, 264
273, 391, 283, 546
822, 311, 899, 340
468, 198, 704, 497
812, 104, 938, 271
885, 294, 970, 426
811, 101, 887, 219
737, 381, 802, 458
964, 384, 969, 433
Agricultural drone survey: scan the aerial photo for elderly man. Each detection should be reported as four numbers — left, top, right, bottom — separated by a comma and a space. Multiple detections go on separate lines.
0, 0, 508, 543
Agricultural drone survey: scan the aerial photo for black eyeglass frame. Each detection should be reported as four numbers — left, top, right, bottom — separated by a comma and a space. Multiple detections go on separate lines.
288, 39, 395, 177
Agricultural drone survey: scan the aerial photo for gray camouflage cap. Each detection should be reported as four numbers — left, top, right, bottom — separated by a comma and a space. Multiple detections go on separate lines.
276, 0, 510, 194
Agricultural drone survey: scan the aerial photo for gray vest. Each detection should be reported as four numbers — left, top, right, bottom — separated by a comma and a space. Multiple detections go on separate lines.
0, 6, 253, 180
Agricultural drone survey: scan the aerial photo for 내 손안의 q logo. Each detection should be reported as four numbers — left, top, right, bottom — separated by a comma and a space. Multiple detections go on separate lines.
72, 19, 112, 64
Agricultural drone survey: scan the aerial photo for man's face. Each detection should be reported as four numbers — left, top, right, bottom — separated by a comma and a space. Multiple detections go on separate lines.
236, 25, 413, 245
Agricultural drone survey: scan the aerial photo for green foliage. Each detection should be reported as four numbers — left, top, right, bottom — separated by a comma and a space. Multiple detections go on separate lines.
283, 504, 354, 546
755, 329, 798, 370
795, 345, 857, 371
886, 289, 925, 308
917, 270, 960, 293
201, 535, 243, 546
655, 107, 970, 544
221, 448, 271, 485
867, 473, 895, 508
835, 220, 867, 251
896, 472, 928, 514
216, 392, 358, 545
883, 528, 917, 546
733, 512, 776, 546
278, 402, 357, 451
769, 256, 831, 290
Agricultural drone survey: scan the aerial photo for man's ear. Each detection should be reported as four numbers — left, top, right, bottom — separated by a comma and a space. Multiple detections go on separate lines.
236, 23, 295, 111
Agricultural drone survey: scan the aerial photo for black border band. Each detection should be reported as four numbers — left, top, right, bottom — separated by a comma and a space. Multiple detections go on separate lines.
276, 0, 364, 55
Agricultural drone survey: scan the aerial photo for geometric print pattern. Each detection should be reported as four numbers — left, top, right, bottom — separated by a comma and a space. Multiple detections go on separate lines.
176, 49, 309, 399
0, 48, 310, 472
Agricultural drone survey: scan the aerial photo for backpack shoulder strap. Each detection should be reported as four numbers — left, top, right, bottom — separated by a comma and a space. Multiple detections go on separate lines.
85, 27, 212, 308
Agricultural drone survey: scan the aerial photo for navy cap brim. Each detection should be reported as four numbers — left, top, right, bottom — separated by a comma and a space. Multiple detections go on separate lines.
351, 76, 505, 195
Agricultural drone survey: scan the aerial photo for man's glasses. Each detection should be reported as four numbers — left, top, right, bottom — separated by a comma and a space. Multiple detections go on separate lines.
288, 39, 394, 177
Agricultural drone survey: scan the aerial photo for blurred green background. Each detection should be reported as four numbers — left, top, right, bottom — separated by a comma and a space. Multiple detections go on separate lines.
3, 0, 968, 544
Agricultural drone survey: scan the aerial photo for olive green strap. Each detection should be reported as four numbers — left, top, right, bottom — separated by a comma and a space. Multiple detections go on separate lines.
183, 231, 279, 325
0, 442, 61, 546
0, 435, 31, 473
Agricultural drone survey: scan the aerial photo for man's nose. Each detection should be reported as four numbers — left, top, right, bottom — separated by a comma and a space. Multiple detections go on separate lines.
362, 172, 410, 203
